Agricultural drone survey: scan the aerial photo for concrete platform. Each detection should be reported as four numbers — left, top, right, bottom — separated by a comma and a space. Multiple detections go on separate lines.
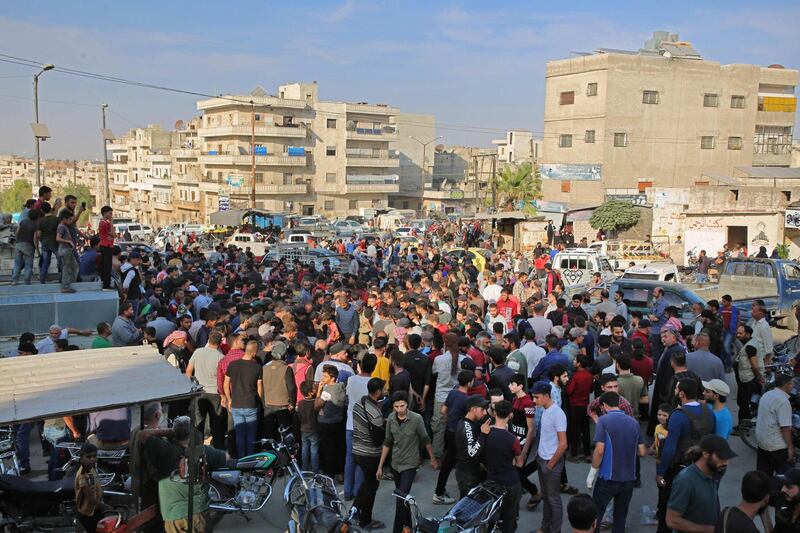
0, 282, 119, 336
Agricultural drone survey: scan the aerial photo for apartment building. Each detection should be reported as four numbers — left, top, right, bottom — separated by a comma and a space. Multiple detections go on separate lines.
195, 82, 414, 217
0, 154, 104, 207
541, 31, 798, 203
424, 146, 496, 214
492, 130, 542, 166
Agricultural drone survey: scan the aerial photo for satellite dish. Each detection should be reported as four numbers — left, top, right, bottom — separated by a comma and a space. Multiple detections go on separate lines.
345, 120, 356, 131
174, 120, 185, 130
435, 144, 445, 152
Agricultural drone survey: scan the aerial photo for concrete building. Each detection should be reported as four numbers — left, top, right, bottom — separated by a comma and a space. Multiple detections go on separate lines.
541, 31, 798, 203
424, 146, 496, 214
493, 130, 542, 166
194, 82, 425, 218
391, 113, 436, 212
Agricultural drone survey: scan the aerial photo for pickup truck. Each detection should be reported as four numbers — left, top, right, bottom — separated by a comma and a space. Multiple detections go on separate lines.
550, 249, 618, 287
225, 233, 269, 258
609, 279, 706, 327
701, 258, 800, 329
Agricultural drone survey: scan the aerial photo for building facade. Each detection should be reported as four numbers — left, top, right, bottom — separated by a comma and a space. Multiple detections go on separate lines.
541, 32, 798, 203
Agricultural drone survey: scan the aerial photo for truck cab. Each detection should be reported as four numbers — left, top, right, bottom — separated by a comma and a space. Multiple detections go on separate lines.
717, 258, 800, 329
620, 262, 680, 283
551, 249, 617, 287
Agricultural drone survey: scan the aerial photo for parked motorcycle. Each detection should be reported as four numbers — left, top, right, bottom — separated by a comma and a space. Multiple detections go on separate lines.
392, 481, 507, 533
739, 361, 800, 451
0, 474, 77, 531
59, 442, 129, 496
276, 428, 360, 533
0, 427, 21, 475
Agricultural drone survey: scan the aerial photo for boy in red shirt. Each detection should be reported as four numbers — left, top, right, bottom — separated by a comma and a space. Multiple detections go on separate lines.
509, 373, 541, 509
566, 354, 593, 461
496, 288, 520, 330
98, 206, 114, 290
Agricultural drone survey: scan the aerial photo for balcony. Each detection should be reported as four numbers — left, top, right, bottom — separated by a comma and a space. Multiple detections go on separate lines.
108, 162, 127, 171
346, 128, 399, 142
255, 183, 309, 195
174, 199, 201, 210
345, 174, 400, 194
345, 149, 400, 168
153, 202, 172, 211
345, 102, 399, 115
199, 124, 307, 139
197, 152, 308, 167
756, 110, 796, 126
197, 95, 307, 111
171, 148, 199, 158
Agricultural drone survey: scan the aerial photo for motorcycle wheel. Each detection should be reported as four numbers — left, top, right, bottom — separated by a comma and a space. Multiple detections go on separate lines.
739, 420, 758, 451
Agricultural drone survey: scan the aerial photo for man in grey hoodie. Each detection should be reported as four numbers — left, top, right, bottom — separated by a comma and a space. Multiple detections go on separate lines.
335, 295, 359, 344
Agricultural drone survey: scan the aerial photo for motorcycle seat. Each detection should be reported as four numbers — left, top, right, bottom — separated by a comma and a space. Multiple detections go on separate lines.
449, 495, 491, 527
0, 474, 75, 495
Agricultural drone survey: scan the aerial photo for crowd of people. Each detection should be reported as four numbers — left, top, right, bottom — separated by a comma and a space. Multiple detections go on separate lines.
6, 190, 800, 533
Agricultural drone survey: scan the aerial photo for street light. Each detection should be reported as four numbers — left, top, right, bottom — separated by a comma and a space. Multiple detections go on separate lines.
32, 63, 54, 188
408, 135, 442, 188
100, 104, 115, 207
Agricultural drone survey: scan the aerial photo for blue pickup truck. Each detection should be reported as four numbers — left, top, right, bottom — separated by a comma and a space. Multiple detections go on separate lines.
709, 258, 800, 329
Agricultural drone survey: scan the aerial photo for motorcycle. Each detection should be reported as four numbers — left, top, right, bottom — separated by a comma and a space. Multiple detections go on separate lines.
0, 474, 77, 531
0, 427, 21, 475
392, 481, 507, 533
277, 428, 360, 533
739, 360, 800, 451
59, 442, 130, 496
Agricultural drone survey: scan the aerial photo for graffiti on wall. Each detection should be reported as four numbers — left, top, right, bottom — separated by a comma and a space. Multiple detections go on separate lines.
687, 217, 724, 230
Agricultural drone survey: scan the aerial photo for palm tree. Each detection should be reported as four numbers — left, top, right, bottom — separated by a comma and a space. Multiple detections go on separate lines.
493, 162, 541, 211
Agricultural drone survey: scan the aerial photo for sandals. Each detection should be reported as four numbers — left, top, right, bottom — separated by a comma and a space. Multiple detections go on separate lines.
560, 483, 579, 495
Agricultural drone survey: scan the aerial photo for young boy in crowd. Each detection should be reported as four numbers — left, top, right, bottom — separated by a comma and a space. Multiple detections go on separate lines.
298, 381, 320, 472
650, 403, 671, 460
74, 442, 109, 533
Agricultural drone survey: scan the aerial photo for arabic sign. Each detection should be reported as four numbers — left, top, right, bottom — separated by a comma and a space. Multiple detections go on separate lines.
540, 163, 602, 181
218, 196, 230, 212
786, 209, 800, 229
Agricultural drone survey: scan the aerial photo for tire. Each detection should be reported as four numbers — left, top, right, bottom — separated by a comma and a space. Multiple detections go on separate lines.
740, 420, 758, 451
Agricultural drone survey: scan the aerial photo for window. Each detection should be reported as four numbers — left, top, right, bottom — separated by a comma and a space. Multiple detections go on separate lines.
348, 200, 358, 210
325, 173, 336, 183
283, 173, 292, 185
326, 118, 337, 129
559, 134, 573, 148
703, 93, 719, 107
731, 95, 746, 109
254, 114, 260, 121
728, 136, 743, 150
638, 181, 653, 193
559, 91, 575, 105
754, 126, 793, 155
326, 145, 336, 156
584, 130, 596, 143
700, 136, 715, 149
586, 83, 598, 96
255, 172, 264, 183
561, 181, 571, 193
614, 133, 628, 147
324, 200, 334, 210
642, 90, 660, 104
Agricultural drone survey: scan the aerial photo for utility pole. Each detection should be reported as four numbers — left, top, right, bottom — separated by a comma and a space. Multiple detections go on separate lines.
490, 155, 497, 208
33, 63, 55, 188
101, 104, 110, 206
250, 100, 256, 209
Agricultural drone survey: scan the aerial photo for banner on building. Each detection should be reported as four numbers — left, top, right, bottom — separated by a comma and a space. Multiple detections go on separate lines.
606, 193, 648, 206
218, 196, 230, 212
226, 175, 244, 188
540, 164, 602, 181
785, 209, 800, 229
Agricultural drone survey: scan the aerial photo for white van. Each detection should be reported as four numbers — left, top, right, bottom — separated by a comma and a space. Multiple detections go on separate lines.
621, 262, 680, 283
114, 222, 150, 241
225, 233, 269, 257
550, 249, 617, 287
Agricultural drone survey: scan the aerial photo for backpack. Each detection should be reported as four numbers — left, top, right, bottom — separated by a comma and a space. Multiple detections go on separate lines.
675, 404, 715, 465
360, 397, 385, 447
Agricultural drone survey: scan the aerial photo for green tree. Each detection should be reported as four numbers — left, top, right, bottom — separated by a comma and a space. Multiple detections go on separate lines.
59, 183, 95, 224
590, 200, 641, 232
494, 162, 541, 212
0, 179, 33, 213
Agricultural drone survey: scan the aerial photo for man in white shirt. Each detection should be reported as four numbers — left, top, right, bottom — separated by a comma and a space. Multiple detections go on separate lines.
482, 274, 503, 304
749, 303, 774, 363
34, 323, 90, 354
532, 381, 568, 533
520, 329, 546, 379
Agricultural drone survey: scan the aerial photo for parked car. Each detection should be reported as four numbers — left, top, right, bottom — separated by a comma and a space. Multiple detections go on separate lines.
610, 279, 706, 327
283, 230, 313, 244
225, 233, 269, 257
620, 262, 680, 282
333, 220, 363, 236
113, 222, 150, 241
116, 241, 155, 255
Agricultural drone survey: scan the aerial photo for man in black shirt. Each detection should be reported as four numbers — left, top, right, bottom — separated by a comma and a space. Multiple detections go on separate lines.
454, 395, 490, 498
769, 467, 800, 533
489, 348, 514, 401
403, 334, 431, 412
717, 470, 771, 532
484, 400, 523, 533
389, 351, 411, 397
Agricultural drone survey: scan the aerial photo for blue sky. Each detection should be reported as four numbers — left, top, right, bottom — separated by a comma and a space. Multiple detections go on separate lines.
1, 1, 798, 159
